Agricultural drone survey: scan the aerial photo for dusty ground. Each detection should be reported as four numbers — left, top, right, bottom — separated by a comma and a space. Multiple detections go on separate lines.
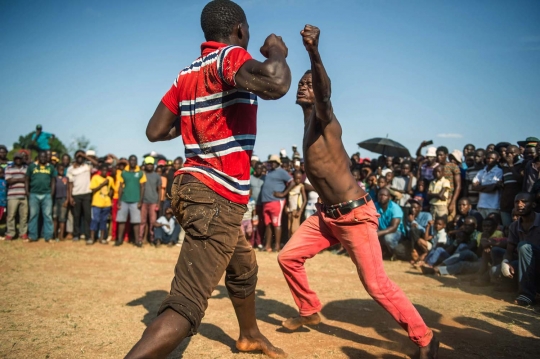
1, 240, 539, 359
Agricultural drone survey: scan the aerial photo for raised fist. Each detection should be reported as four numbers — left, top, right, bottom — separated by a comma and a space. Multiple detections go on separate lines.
301, 24, 320, 53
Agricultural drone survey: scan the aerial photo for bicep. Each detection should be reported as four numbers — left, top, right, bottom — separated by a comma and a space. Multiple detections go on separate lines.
146, 102, 179, 142
390, 218, 401, 229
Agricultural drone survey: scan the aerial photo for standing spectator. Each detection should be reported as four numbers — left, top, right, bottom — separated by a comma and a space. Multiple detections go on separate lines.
261, 155, 293, 252
67, 150, 92, 241
30, 125, 55, 152
164, 157, 183, 211
412, 179, 429, 212
0, 145, 8, 169
52, 164, 69, 241
462, 144, 476, 170
522, 145, 539, 193
416, 144, 438, 183
153, 208, 181, 247
26, 151, 56, 242
5, 153, 28, 240
111, 158, 128, 241
241, 195, 256, 245
116, 155, 146, 247
89, 163, 114, 245
250, 162, 265, 248
140, 156, 162, 245
391, 161, 416, 207
376, 188, 406, 259
61, 154, 71, 174
286, 171, 306, 238
500, 145, 525, 227
436, 146, 461, 218
427, 166, 450, 219
464, 149, 485, 209
0, 167, 6, 238
473, 151, 503, 219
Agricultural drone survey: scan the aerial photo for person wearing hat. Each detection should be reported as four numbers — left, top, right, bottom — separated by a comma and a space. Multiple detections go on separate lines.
417, 146, 438, 183
260, 154, 294, 252
4, 152, 29, 240
116, 155, 146, 247
139, 156, 162, 245
67, 150, 93, 241
30, 125, 55, 152
517, 136, 539, 149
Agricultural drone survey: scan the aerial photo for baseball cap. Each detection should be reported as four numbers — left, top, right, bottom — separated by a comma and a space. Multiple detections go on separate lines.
426, 147, 437, 157
36, 124, 42, 130
143, 156, 155, 165
157, 159, 167, 166
268, 154, 281, 165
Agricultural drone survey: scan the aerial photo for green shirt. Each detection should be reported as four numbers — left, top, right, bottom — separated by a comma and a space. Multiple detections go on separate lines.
27, 163, 57, 194
121, 169, 145, 203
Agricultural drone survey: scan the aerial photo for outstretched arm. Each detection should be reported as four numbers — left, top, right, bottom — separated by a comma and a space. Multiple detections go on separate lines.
303, 25, 334, 124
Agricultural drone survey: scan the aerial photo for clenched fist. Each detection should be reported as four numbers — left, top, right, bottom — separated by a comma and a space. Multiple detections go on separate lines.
260, 34, 288, 59
301, 24, 320, 53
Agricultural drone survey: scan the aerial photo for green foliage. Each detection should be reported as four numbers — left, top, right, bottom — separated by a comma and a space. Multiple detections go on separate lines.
7, 131, 69, 160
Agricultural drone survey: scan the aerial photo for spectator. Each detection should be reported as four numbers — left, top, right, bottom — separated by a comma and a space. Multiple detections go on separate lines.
462, 144, 476, 170
140, 156, 162, 245
436, 146, 461, 218
241, 195, 256, 245
406, 199, 433, 263
286, 171, 306, 238
0, 145, 8, 169
523, 144, 537, 163
376, 188, 406, 259
261, 155, 293, 252
417, 217, 449, 267
523, 151, 539, 193
0, 167, 6, 238
153, 208, 181, 247
26, 151, 56, 242
416, 145, 438, 183
67, 150, 92, 241
501, 192, 540, 307
111, 158, 128, 241
380, 156, 394, 177
454, 197, 483, 230
116, 155, 146, 247
500, 145, 525, 227
471, 218, 507, 285
250, 162, 265, 248
30, 125, 54, 152
486, 144, 495, 153
391, 161, 416, 207
473, 151, 503, 219
52, 164, 68, 241
5, 153, 28, 241
464, 148, 485, 209
164, 157, 183, 211
89, 163, 114, 245
412, 178, 429, 212
427, 166, 450, 219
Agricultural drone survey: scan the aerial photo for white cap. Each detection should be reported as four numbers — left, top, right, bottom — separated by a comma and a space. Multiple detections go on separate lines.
86, 150, 96, 157
426, 147, 437, 157
251, 155, 259, 162
280, 148, 287, 157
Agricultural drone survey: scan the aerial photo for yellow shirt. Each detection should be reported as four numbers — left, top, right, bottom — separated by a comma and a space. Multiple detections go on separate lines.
90, 175, 114, 208
476, 230, 504, 247
428, 178, 451, 205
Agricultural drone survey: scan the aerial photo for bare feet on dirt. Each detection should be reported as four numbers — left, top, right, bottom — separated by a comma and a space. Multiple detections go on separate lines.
282, 313, 321, 330
236, 334, 287, 358
418, 336, 439, 359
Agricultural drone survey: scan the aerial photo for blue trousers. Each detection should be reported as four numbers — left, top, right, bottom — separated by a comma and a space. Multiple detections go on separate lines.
90, 206, 111, 232
154, 224, 181, 244
28, 193, 53, 241
517, 242, 540, 303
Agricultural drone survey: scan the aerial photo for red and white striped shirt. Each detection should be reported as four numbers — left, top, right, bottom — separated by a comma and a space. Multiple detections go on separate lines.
162, 42, 257, 204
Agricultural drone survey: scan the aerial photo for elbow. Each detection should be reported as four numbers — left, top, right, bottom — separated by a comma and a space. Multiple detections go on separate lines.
146, 128, 160, 143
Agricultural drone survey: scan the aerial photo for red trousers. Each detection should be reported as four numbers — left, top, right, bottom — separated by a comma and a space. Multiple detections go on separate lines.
278, 200, 433, 347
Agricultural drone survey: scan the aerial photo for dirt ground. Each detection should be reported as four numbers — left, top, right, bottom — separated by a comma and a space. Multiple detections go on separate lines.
1, 240, 539, 359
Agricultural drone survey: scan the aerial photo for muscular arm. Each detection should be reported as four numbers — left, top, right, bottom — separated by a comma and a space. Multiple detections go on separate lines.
451, 172, 461, 204
235, 55, 291, 100
146, 102, 181, 143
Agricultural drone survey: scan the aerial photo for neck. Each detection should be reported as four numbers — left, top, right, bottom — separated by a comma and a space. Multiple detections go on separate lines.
522, 211, 536, 223
381, 202, 389, 210
301, 104, 314, 125
486, 164, 495, 171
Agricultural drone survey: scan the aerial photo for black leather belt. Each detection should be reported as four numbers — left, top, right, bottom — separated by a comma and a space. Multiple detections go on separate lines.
322, 194, 372, 219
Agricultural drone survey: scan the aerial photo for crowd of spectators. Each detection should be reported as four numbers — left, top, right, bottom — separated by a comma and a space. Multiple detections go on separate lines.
1, 132, 539, 307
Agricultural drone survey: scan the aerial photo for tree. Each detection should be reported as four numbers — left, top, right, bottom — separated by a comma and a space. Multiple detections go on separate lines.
67, 135, 97, 154
12, 132, 68, 154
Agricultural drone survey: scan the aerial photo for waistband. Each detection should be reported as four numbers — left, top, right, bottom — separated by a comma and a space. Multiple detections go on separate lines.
321, 194, 372, 219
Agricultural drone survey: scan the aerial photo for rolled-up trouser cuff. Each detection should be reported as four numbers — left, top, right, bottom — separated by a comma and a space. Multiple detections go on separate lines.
157, 296, 204, 337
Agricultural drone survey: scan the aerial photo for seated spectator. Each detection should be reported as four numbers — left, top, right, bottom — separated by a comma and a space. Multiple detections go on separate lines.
473, 151, 503, 218
391, 161, 416, 207
414, 217, 449, 268
89, 163, 114, 245
406, 199, 432, 263
453, 197, 484, 230
53, 164, 69, 241
470, 218, 507, 286
376, 188, 406, 259
500, 192, 540, 307
427, 166, 450, 219
153, 208, 181, 247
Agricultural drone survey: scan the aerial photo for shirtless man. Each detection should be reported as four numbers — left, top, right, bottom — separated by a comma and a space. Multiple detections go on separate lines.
277, 25, 439, 358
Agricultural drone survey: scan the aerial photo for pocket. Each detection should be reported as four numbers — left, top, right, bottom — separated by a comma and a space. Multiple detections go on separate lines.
178, 186, 217, 238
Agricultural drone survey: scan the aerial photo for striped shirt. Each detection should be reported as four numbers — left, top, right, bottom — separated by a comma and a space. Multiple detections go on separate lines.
162, 41, 256, 204
5, 164, 27, 198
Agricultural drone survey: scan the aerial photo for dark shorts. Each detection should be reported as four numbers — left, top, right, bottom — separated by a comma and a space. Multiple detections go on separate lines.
53, 197, 67, 222
158, 174, 257, 336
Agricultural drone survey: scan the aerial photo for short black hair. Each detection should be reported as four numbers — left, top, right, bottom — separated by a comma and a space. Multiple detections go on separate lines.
486, 150, 499, 158
201, 0, 246, 41
304, 69, 312, 76
436, 146, 449, 155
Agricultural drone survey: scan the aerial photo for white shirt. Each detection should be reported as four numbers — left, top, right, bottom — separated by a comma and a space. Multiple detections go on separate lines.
156, 216, 175, 235
67, 164, 91, 195
473, 165, 503, 210
304, 178, 319, 210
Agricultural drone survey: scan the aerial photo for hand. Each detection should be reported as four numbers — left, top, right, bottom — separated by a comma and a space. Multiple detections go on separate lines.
293, 210, 300, 218
501, 259, 514, 278
273, 191, 284, 198
411, 223, 418, 229
164, 224, 170, 229
260, 34, 288, 58
300, 24, 320, 53
408, 172, 414, 179
103, 178, 109, 185
427, 220, 434, 226
63, 199, 68, 208
420, 140, 429, 147
117, 202, 122, 211
69, 198, 75, 206
137, 202, 142, 209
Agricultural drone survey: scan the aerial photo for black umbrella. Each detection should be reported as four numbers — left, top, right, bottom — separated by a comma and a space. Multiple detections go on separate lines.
357, 137, 411, 158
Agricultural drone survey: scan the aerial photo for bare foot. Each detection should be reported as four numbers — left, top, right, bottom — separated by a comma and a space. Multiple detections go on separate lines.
418, 336, 439, 359
282, 313, 321, 330
236, 334, 287, 358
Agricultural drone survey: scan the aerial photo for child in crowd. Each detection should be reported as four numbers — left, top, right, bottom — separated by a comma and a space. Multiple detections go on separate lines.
241, 194, 256, 245
287, 171, 306, 238
471, 218, 506, 285
413, 217, 448, 267
0, 167, 6, 240
428, 166, 450, 219
413, 178, 429, 212
352, 169, 365, 190
53, 164, 69, 241
153, 208, 181, 247
89, 163, 114, 245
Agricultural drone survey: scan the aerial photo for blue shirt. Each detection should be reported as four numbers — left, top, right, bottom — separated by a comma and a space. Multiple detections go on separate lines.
31, 132, 52, 150
376, 201, 405, 235
405, 211, 432, 235
260, 168, 292, 203
0, 178, 6, 207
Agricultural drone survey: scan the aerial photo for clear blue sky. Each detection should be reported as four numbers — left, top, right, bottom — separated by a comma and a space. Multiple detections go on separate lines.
1, 0, 539, 160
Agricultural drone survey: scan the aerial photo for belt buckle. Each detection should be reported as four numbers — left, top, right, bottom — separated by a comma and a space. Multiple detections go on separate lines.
327, 206, 340, 219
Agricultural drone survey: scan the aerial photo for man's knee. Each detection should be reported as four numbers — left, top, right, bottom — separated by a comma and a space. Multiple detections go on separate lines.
225, 264, 258, 299
518, 243, 533, 257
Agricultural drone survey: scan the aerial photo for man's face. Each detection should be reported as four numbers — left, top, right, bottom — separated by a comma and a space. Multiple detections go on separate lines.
14, 157, 22, 166
514, 193, 534, 217
385, 157, 393, 168
0, 148, 6, 159
270, 161, 279, 170
38, 152, 47, 164
282, 162, 290, 172
524, 147, 537, 161
368, 176, 377, 187
487, 144, 495, 152
485, 153, 498, 167
76, 153, 84, 164
400, 164, 410, 176
482, 220, 496, 236
36, 126, 42, 134
173, 159, 183, 170
385, 171, 394, 183
474, 150, 485, 165
498, 147, 507, 159
465, 155, 474, 167
410, 203, 420, 216
57, 165, 64, 175
296, 73, 314, 106
436, 151, 446, 164
435, 220, 446, 232
377, 177, 387, 189
377, 189, 390, 205
506, 146, 519, 165
145, 163, 154, 172
464, 145, 475, 156
62, 155, 70, 166
458, 199, 471, 215
46, 150, 52, 162
463, 219, 476, 234
254, 164, 263, 176
129, 156, 137, 168
426, 156, 436, 165
352, 170, 361, 182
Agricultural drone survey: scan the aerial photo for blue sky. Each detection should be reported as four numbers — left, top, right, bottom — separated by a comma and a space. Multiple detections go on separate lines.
1, 0, 539, 160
